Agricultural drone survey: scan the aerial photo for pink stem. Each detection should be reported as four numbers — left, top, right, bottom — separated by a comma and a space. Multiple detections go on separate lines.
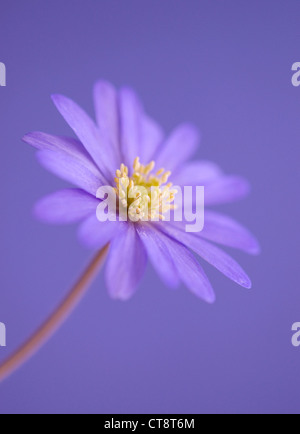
0, 245, 109, 382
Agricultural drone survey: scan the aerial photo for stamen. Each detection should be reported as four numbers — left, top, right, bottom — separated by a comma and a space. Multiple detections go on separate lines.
161, 171, 171, 184
114, 157, 177, 222
144, 161, 155, 175
133, 157, 140, 172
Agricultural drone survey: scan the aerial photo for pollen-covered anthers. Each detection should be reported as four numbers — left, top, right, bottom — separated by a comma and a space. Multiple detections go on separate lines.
114, 157, 178, 222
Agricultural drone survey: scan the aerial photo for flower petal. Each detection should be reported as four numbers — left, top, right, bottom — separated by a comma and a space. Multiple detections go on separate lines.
155, 124, 199, 173
169, 211, 260, 255
105, 223, 147, 301
172, 160, 223, 186
34, 189, 99, 224
37, 150, 103, 196
23, 131, 102, 178
152, 226, 215, 302
205, 175, 250, 205
136, 223, 180, 289
158, 223, 252, 289
139, 116, 164, 165
78, 214, 121, 249
93, 80, 121, 164
119, 87, 143, 169
51, 94, 117, 181
202, 211, 260, 255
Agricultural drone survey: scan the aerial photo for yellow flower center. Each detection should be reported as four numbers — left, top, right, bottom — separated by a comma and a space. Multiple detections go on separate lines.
114, 157, 178, 222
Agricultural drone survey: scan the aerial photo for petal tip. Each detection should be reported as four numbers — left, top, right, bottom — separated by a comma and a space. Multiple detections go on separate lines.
22, 131, 41, 146
51, 93, 67, 108
94, 79, 113, 90
32, 200, 49, 224
22, 132, 32, 144
249, 242, 261, 256
244, 279, 252, 290
51, 93, 61, 100
206, 292, 216, 304
109, 291, 133, 302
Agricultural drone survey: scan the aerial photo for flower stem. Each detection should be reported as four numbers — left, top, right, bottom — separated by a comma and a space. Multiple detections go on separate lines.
0, 245, 109, 382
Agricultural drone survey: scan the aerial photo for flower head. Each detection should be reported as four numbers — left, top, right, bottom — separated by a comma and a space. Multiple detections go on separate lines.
23, 81, 260, 302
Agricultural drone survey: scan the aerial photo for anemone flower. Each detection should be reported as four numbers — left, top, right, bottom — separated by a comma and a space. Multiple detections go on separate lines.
0, 81, 259, 381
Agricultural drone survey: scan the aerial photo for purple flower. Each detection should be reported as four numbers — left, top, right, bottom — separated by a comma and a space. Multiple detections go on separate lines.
23, 80, 260, 303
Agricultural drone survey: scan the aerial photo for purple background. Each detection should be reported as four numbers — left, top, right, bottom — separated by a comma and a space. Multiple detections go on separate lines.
0, 0, 299, 414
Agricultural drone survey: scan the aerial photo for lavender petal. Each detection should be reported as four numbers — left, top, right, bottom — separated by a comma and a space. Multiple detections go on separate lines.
34, 189, 99, 224
93, 80, 121, 164
78, 214, 122, 249
202, 211, 261, 255
170, 210, 260, 255
119, 87, 143, 169
136, 223, 180, 289
139, 116, 164, 165
51, 94, 118, 181
158, 223, 252, 289
105, 223, 147, 301
23, 131, 102, 178
155, 124, 199, 172
152, 227, 215, 303
37, 150, 104, 196
172, 160, 223, 186
205, 175, 250, 205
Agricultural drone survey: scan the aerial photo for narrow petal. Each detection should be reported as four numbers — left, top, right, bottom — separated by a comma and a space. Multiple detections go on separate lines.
34, 189, 99, 224
23, 132, 101, 177
139, 116, 164, 165
136, 223, 180, 289
93, 80, 121, 164
151, 227, 215, 302
201, 211, 261, 255
37, 150, 103, 196
168, 211, 260, 255
155, 124, 199, 173
105, 223, 147, 301
119, 87, 143, 169
158, 223, 252, 289
78, 214, 121, 249
172, 160, 223, 186
52, 94, 117, 181
24, 131, 86, 154
205, 175, 250, 205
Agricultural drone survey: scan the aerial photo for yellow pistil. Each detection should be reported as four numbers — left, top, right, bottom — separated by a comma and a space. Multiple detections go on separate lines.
114, 157, 178, 222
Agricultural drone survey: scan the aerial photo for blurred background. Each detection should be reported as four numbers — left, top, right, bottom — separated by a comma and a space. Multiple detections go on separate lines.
0, 0, 300, 414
